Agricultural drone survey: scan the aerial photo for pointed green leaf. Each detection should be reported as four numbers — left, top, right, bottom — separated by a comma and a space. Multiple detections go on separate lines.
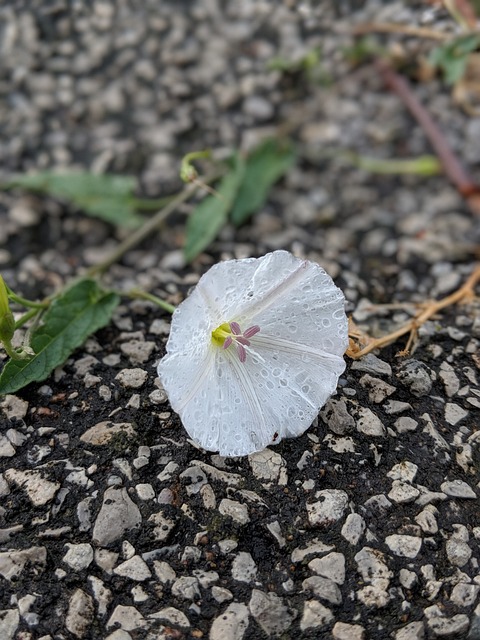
429, 33, 480, 85
0, 279, 120, 395
230, 139, 296, 226
3, 172, 143, 228
184, 154, 245, 262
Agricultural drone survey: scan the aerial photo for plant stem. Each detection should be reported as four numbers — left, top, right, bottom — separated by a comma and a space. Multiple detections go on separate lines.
131, 196, 175, 211
127, 289, 175, 314
7, 289, 49, 310
86, 169, 222, 278
15, 307, 41, 329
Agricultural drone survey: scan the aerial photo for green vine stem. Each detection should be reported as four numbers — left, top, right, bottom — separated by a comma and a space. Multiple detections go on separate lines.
6, 287, 50, 310
86, 168, 223, 278
127, 289, 175, 314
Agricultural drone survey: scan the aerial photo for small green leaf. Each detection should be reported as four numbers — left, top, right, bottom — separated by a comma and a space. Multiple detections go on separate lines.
429, 34, 480, 85
0, 279, 120, 395
3, 172, 143, 228
184, 154, 245, 262
230, 139, 296, 226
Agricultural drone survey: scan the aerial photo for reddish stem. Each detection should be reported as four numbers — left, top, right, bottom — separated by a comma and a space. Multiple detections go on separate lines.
376, 59, 480, 200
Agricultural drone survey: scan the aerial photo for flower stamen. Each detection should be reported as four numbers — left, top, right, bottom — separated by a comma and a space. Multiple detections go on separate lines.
212, 321, 261, 362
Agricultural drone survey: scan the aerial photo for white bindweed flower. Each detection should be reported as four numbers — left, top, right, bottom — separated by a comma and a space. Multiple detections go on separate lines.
158, 250, 348, 457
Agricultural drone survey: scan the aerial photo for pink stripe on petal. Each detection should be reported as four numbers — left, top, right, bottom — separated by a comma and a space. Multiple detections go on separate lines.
223, 336, 233, 349
236, 336, 251, 346
230, 321, 241, 335
237, 344, 246, 363
243, 325, 260, 338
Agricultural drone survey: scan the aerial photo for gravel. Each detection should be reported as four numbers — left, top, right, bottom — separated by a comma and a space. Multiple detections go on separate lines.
1, 0, 480, 638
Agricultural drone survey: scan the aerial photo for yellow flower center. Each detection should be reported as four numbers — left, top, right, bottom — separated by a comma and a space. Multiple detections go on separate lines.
211, 322, 232, 347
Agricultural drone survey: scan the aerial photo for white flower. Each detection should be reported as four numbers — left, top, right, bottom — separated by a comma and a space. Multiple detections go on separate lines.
158, 250, 348, 457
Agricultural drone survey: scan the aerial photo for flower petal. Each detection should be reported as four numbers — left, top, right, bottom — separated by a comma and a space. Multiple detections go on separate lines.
158, 250, 348, 457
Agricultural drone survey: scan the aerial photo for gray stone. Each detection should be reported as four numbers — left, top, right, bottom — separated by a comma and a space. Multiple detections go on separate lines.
385, 535, 422, 558
396, 360, 434, 396
211, 586, 233, 603
179, 466, 208, 495
147, 511, 176, 543
88, 575, 112, 617
384, 400, 412, 414
0, 547, 47, 580
153, 560, 176, 583
248, 449, 288, 485
357, 584, 391, 608
441, 480, 476, 499
66, 589, 94, 638
120, 339, 155, 364
445, 403, 468, 426
388, 481, 420, 504
399, 569, 418, 590
249, 589, 296, 636
307, 489, 349, 526
387, 461, 418, 483
359, 374, 396, 403
309, 552, 346, 584
446, 539, 472, 567
107, 605, 147, 631
63, 543, 94, 571
394, 417, 419, 433
302, 576, 342, 605
231, 552, 257, 582
355, 547, 393, 583
219, 499, 250, 524
266, 520, 286, 548
0, 609, 19, 640
115, 368, 148, 388
350, 354, 392, 376
450, 583, 480, 607
92, 488, 141, 546
136, 483, 155, 500
341, 513, 366, 545
149, 606, 190, 628
319, 398, 355, 435
291, 540, 334, 563
105, 631, 133, 640
0, 436, 16, 457
180, 546, 202, 563
243, 95, 274, 120
415, 508, 439, 534
4, 468, 59, 506
300, 599, 333, 631
364, 494, 393, 513
113, 556, 151, 581
427, 614, 469, 637
171, 576, 200, 600
0, 394, 29, 420
193, 570, 219, 588
355, 407, 385, 437
395, 621, 425, 640
80, 422, 136, 445
439, 362, 460, 397
332, 621, 366, 639
209, 603, 249, 640
95, 549, 119, 574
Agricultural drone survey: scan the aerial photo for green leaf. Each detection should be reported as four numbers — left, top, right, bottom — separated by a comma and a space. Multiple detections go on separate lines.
429, 34, 480, 85
3, 172, 144, 228
184, 154, 245, 262
0, 279, 120, 395
230, 139, 296, 226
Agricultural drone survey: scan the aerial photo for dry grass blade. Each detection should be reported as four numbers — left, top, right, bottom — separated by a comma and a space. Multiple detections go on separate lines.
347, 264, 480, 359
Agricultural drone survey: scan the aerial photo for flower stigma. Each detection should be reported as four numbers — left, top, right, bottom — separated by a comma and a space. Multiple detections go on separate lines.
211, 321, 261, 363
